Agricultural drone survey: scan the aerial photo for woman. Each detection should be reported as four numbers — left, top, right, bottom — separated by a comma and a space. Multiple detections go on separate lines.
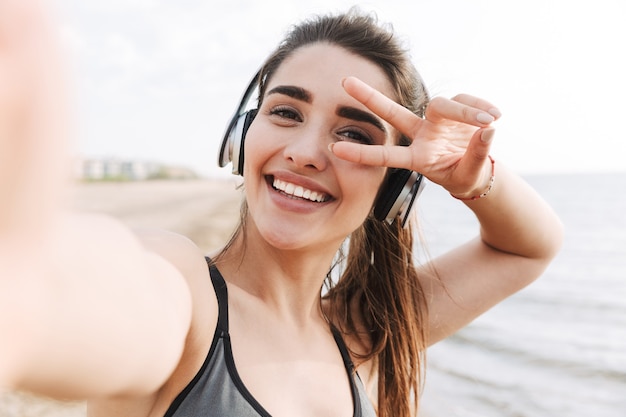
0, 3, 563, 417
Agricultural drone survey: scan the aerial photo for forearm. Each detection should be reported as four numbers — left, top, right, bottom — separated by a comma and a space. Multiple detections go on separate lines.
460, 162, 563, 261
0, 212, 192, 398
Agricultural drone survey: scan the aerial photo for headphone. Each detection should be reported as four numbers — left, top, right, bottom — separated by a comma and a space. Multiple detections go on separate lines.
218, 71, 426, 228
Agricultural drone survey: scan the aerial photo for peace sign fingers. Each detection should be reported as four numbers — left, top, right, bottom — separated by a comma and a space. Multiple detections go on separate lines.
425, 94, 501, 126
341, 76, 424, 139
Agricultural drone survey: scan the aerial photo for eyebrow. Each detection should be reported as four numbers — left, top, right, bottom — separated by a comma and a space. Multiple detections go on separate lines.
336, 106, 387, 134
266, 85, 312, 103
266, 84, 386, 134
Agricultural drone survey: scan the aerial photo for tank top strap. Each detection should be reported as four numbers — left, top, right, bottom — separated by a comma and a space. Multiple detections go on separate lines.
206, 257, 229, 333
330, 326, 356, 374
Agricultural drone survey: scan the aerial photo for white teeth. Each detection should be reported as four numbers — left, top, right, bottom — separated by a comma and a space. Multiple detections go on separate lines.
272, 178, 329, 203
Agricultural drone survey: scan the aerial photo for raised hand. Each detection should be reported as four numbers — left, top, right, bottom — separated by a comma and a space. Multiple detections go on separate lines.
0, 0, 69, 239
331, 76, 502, 198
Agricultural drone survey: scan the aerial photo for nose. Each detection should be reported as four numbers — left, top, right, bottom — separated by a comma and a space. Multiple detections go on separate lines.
283, 124, 330, 171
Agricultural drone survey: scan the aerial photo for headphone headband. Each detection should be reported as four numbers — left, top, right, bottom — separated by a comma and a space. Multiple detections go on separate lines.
218, 70, 262, 170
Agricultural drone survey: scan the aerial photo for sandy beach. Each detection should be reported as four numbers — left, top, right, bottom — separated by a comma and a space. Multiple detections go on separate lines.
70, 179, 243, 253
1, 179, 242, 417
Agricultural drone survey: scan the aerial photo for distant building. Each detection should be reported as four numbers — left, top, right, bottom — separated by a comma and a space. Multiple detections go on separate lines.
75, 158, 197, 181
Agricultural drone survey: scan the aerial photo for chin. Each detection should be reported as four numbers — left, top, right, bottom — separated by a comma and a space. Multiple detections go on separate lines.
256, 220, 343, 254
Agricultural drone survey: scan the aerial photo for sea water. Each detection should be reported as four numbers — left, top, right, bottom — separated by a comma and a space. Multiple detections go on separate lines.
416, 172, 626, 417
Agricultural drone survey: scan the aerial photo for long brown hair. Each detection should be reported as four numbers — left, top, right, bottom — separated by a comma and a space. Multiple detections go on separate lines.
220, 10, 431, 417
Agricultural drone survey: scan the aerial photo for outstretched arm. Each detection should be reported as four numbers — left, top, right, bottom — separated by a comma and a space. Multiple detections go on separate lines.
332, 76, 563, 344
0, 0, 193, 398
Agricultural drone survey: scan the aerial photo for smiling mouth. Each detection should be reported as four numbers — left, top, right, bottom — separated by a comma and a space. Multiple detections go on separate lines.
271, 177, 331, 203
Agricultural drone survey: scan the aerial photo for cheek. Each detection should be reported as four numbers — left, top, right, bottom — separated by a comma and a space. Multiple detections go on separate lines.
241, 121, 271, 175
338, 163, 386, 214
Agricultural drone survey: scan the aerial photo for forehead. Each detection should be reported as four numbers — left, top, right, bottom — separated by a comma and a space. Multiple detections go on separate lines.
266, 43, 397, 102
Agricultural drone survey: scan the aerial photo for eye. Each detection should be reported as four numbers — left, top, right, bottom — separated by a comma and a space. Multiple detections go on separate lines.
269, 105, 302, 122
337, 128, 374, 145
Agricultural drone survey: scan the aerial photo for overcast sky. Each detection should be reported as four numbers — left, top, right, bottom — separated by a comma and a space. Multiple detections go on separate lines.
55, 0, 626, 177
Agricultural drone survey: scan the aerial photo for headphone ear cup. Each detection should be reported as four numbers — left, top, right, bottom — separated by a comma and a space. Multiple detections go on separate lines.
373, 169, 425, 227
233, 109, 257, 176
218, 109, 257, 176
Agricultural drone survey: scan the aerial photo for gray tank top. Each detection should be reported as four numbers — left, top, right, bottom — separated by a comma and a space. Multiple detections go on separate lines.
163, 262, 378, 417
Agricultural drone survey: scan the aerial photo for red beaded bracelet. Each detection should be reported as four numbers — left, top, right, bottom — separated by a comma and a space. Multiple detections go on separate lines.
451, 155, 495, 201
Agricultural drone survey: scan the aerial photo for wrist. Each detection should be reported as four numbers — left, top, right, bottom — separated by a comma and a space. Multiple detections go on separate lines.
450, 156, 496, 201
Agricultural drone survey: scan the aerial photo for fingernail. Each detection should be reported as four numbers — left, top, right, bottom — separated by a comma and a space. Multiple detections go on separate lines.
488, 107, 502, 118
328, 143, 335, 153
481, 128, 495, 144
476, 112, 495, 124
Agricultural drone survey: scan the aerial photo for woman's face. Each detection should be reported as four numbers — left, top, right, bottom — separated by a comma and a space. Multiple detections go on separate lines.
243, 43, 397, 252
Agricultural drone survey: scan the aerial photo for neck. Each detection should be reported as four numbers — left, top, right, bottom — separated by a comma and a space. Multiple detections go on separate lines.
215, 221, 343, 325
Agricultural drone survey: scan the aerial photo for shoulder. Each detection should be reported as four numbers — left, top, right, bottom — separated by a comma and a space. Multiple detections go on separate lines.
136, 229, 208, 277
88, 229, 220, 416
137, 229, 219, 410
135, 228, 218, 342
